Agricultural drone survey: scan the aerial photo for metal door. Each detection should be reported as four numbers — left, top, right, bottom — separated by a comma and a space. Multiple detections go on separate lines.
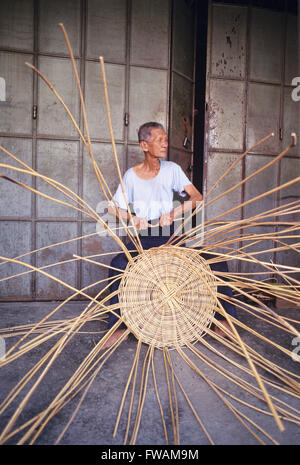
169, 0, 196, 178
204, 1, 299, 277
0, 0, 196, 300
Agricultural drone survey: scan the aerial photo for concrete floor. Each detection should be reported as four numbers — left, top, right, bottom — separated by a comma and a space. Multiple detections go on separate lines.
0, 300, 299, 446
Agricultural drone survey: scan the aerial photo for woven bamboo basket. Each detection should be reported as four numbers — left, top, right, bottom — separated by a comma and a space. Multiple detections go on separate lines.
119, 247, 218, 348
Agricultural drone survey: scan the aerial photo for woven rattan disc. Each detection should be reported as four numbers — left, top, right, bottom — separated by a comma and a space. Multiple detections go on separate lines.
119, 247, 218, 348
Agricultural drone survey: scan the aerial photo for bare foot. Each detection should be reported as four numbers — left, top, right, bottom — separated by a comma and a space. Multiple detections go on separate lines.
101, 329, 128, 350
213, 320, 235, 341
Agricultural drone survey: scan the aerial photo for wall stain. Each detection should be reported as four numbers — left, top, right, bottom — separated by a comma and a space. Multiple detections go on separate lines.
226, 35, 232, 48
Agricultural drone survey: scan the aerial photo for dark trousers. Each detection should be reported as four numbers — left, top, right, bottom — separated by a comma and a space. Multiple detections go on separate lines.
107, 223, 237, 329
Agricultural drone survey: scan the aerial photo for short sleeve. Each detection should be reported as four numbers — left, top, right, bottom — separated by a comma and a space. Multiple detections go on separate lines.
111, 170, 132, 210
172, 163, 192, 195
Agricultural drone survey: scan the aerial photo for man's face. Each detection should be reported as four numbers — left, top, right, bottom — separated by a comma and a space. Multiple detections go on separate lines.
141, 128, 168, 158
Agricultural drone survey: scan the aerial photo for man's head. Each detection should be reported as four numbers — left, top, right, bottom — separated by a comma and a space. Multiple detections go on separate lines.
138, 122, 168, 159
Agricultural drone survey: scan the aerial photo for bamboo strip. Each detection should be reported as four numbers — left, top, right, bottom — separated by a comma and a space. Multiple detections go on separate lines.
99, 56, 143, 253
177, 347, 267, 444
129, 346, 153, 444
113, 339, 142, 438
163, 348, 179, 444
165, 350, 214, 444
123, 339, 142, 445
165, 349, 180, 445
186, 344, 280, 444
151, 352, 169, 444
16, 322, 129, 445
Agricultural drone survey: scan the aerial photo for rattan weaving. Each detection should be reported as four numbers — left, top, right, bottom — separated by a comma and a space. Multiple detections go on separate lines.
119, 247, 218, 348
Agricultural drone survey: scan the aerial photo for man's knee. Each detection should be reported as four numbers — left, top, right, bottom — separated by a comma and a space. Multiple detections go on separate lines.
209, 260, 229, 273
110, 253, 128, 271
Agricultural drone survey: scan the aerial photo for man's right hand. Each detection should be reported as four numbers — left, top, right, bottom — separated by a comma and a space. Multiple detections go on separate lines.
132, 216, 151, 230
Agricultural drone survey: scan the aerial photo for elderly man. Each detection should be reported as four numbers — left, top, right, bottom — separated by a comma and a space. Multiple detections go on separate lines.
103, 122, 237, 348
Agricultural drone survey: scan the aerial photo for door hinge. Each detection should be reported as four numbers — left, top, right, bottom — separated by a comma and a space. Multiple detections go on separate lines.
32, 105, 38, 120
183, 136, 191, 149
31, 277, 36, 296
124, 112, 129, 126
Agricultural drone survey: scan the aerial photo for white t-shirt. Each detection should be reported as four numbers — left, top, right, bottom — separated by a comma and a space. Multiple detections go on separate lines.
112, 160, 192, 221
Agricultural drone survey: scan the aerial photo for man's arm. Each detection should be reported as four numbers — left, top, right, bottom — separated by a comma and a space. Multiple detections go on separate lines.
159, 183, 203, 227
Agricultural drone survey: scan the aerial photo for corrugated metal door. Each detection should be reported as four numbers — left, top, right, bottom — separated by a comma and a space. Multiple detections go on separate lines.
204, 1, 299, 278
0, 0, 196, 300
0, 0, 35, 300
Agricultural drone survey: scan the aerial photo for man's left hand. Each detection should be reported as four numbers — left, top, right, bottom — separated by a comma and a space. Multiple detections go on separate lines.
159, 211, 174, 227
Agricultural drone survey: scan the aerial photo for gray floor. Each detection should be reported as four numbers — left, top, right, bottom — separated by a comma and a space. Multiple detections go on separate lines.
0, 300, 299, 446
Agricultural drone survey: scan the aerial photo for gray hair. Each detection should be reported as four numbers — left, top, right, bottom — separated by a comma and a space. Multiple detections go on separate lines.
138, 122, 165, 143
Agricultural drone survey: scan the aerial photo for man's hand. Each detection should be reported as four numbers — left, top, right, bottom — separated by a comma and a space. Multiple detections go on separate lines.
159, 211, 175, 227
132, 216, 151, 230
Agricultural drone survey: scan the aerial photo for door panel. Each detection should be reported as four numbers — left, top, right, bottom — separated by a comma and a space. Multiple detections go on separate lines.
170, 72, 193, 151
246, 83, 280, 153
279, 157, 300, 220
0, 221, 32, 299
285, 14, 299, 85
168, 0, 195, 176
243, 154, 277, 220
85, 62, 126, 141
172, 0, 194, 79
0, 137, 32, 218
282, 87, 300, 156
35, 221, 78, 299
36, 140, 79, 219
127, 144, 145, 168
81, 222, 121, 295
37, 56, 80, 137
86, 0, 127, 63
208, 79, 245, 151
277, 157, 300, 281
211, 4, 247, 79
205, 152, 242, 222
239, 225, 274, 279
169, 149, 192, 180
0, 52, 33, 135
128, 67, 168, 142
130, 0, 169, 68
0, 0, 34, 51
249, 8, 283, 83
38, 0, 81, 56
82, 142, 125, 209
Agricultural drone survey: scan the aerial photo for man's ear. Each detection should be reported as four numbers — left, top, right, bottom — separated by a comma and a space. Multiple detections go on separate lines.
139, 141, 148, 152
